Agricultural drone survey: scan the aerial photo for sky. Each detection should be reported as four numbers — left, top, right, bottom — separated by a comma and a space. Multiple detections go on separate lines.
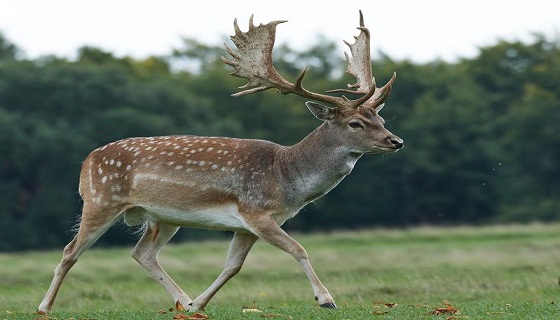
0, 0, 559, 63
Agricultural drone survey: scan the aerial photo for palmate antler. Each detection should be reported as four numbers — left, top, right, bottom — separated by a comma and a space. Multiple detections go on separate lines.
221, 10, 396, 111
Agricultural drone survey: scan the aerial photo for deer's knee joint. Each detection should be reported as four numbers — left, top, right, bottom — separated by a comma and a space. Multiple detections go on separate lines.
224, 265, 242, 277
292, 247, 309, 261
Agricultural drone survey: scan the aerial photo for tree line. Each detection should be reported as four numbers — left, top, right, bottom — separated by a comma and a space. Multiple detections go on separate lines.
0, 32, 558, 251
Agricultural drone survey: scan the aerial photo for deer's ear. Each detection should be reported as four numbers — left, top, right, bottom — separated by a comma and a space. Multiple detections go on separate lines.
306, 101, 337, 121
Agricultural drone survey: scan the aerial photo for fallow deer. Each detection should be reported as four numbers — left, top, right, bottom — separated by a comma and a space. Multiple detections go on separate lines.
38, 10, 403, 313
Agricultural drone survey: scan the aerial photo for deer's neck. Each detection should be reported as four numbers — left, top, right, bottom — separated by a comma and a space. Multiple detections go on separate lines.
277, 123, 361, 205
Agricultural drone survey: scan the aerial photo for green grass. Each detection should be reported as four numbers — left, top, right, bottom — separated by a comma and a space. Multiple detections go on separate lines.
2, 223, 560, 319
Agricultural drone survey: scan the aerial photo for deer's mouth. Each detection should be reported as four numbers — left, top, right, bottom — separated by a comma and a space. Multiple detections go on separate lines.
365, 144, 403, 154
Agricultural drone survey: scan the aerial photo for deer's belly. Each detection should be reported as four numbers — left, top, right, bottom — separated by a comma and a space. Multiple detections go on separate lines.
138, 203, 248, 231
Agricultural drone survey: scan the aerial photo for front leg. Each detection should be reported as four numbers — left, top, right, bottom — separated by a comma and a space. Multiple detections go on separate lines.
245, 215, 336, 308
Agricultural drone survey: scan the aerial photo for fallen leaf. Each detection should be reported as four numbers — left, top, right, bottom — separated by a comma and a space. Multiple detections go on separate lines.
173, 312, 209, 320
431, 304, 459, 315
371, 302, 395, 316
176, 300, 186, 311
372, 301, 398, 308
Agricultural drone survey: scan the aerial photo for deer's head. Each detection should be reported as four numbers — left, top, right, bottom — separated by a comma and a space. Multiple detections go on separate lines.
223, 10, 403, 154
306, 101, 403, 154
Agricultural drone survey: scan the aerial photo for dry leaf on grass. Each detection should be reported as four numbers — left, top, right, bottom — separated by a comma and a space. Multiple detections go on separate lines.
176, 300, 186, 311
431, 304, 459, 315
371, 302, 397, 315
173, 312, 209, 319
372, 301, 398, 308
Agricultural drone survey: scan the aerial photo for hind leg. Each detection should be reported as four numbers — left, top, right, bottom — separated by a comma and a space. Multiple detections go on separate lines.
37, 204, 122, 313
131, 222, 191, 307
190, 232, 258, 311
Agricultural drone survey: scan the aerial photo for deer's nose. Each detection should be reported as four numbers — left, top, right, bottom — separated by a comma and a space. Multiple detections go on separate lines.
390, 137, 404, 149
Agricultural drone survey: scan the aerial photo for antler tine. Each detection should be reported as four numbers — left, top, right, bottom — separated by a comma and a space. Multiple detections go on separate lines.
326, 10, 397, 110
325, 10, 378, 106
327, 10, 372, 95
366, 71, 397, 109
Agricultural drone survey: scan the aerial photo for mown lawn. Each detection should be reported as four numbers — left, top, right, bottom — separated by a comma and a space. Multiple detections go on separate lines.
2, 223, 560, 319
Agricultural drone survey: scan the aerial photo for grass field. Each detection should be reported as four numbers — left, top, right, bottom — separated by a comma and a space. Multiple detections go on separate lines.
2, 223, 560, 319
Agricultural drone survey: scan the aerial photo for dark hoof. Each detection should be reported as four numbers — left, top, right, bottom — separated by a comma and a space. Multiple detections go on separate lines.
320, 302, 337, 309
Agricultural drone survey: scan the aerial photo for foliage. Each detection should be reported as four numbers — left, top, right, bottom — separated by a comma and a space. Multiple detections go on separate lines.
0, 32, 559, 250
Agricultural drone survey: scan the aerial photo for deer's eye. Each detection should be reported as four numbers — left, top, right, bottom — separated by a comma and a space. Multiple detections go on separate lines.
348, 121, 364, 129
